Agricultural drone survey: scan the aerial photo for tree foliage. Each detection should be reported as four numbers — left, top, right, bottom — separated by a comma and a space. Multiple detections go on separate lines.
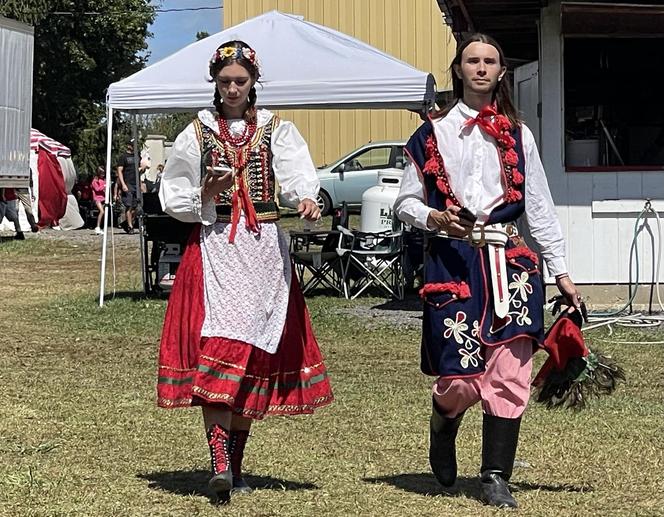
1, 0, 156, 173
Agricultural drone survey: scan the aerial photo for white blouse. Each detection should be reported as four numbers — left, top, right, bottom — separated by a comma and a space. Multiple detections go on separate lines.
159, 108, 319, 223
394, 101, 568, 277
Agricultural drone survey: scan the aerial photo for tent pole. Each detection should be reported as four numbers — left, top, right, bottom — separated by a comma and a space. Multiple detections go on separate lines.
132, 116, 148, 294
99, 106, 114, 307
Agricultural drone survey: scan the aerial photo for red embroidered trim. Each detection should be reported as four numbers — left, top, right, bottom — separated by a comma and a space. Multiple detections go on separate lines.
493, 113, 523, 203
419, 281, 471, 299
422, 108, 524, 205
506, 246, 539, 265
422, 134, 459, 208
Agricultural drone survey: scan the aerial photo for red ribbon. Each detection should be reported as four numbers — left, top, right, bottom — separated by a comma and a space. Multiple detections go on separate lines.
463, 104, 502, 140
228, 179, 260, 244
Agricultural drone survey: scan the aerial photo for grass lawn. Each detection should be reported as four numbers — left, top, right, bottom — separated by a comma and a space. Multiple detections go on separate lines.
0, 223, 662, 516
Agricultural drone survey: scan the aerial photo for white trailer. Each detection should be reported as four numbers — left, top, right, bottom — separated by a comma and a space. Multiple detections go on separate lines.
0, 16, 33, 188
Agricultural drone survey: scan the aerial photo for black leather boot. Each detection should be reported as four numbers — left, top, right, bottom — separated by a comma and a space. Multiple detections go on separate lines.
479, 413, 521, 509
206, 424, 233, 495
429, 400, 464, 487
229, 430, 253, 495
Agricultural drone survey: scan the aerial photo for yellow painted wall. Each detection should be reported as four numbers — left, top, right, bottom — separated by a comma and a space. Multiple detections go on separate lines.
224, 0, 454, 166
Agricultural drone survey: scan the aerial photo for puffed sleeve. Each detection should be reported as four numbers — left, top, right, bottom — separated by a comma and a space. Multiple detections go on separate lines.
271, 119, 319, 208
522, 124, 568, 276
394, 161, 435, 230
158, 123, 217, 225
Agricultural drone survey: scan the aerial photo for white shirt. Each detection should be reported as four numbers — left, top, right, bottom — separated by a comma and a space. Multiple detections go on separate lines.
159, 108, 319, 225
394, 101, 568, 276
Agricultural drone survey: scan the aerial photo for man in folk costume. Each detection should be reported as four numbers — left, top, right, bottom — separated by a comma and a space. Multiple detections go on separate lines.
157, 41, 333, 502
394, 34, 582, 509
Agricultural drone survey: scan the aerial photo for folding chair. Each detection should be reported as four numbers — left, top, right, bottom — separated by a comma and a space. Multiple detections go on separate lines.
336, 222, 405, 300
289, 203, 349, 296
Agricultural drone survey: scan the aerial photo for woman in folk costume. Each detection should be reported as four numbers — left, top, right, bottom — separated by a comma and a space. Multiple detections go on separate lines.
394, 34, 582, 509
157, 40, 333, 499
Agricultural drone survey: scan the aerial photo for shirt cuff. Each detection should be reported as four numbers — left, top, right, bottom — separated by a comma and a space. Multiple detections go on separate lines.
545, 257, 567, 278
417, 206, 436, 231
298, 193, 317, 203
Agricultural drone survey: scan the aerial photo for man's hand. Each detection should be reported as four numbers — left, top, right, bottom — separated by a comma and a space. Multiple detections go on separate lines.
427, 205, 474, 237
556, 275, 582, 308
121, 184, 129, 193
202, 168, 233, 200
297, 198, 321, 222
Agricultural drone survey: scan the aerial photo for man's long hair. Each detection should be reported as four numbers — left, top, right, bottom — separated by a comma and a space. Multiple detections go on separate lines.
433, 33, 520, 127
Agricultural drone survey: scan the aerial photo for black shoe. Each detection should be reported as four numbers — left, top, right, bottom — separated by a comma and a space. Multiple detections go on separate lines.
13, 232, 25, 240
231, 476, 253, 495
30, 225, 39, 233
209, 470, 233, 493
480, 471, 517, 508
429, 400, 464, 487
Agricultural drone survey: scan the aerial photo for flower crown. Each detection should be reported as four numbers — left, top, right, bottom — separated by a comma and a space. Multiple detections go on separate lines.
210, 46, 259, 69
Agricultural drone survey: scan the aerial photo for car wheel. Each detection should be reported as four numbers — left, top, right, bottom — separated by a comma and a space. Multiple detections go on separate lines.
317, 190, 332, 216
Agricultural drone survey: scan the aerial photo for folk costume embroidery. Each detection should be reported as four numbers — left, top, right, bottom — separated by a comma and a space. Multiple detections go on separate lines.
422, 105, 524, 208
157, 109, 333, 416
194, 114, 279, 243
407, 110, 545, 379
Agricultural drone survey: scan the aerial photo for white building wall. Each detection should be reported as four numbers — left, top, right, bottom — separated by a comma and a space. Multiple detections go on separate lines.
539, 0, 664, 284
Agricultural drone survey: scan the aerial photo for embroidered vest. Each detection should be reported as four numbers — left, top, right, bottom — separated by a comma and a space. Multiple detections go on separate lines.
404, 119, 545, 378
193, 115, 280, 222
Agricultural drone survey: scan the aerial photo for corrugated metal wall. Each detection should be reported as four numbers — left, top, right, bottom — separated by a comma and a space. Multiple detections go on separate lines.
225, 0, 454, 166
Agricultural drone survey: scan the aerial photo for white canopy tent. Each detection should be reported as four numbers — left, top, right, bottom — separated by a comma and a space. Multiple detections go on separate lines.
100, 10, 436, 305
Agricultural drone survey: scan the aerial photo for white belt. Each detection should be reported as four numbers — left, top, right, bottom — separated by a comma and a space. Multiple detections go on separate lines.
436, 223, 514, 318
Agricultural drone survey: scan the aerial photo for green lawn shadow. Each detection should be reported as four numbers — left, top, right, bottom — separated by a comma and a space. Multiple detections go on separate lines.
363, 472, 592, 499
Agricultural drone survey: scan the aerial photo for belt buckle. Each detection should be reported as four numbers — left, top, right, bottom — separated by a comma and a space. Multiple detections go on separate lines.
470, 225, 486, 247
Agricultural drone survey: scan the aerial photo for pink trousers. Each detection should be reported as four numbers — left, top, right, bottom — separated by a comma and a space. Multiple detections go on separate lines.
433, 338, 533, 419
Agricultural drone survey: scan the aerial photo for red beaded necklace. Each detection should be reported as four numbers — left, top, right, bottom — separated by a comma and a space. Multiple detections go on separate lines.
217, 117, 257, 148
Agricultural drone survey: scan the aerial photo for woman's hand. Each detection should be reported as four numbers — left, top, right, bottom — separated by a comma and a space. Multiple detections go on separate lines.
556, 275, 582, 308
426, 206, 474, 237
202, 167, 233, 200
297, 198, 321, 221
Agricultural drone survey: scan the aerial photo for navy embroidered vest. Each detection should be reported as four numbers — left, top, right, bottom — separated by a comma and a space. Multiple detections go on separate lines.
404, 118, 545, 378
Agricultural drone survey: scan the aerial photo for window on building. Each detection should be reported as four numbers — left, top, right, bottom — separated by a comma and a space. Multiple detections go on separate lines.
563, 37, 664, 171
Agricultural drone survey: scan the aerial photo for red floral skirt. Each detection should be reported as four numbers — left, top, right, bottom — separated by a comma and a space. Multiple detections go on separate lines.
157, 226, 334, 419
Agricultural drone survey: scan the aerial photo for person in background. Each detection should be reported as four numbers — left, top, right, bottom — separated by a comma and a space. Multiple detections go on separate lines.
73, 174, 93, 225
0, 188, 24, 240
91, 166, 107, 235
153, 163, 164, 193
116, 140, 144, 234
15, 170, 39, 233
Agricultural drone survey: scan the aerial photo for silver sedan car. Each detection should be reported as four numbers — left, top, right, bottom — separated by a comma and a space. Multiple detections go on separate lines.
279, 140, 408, 215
